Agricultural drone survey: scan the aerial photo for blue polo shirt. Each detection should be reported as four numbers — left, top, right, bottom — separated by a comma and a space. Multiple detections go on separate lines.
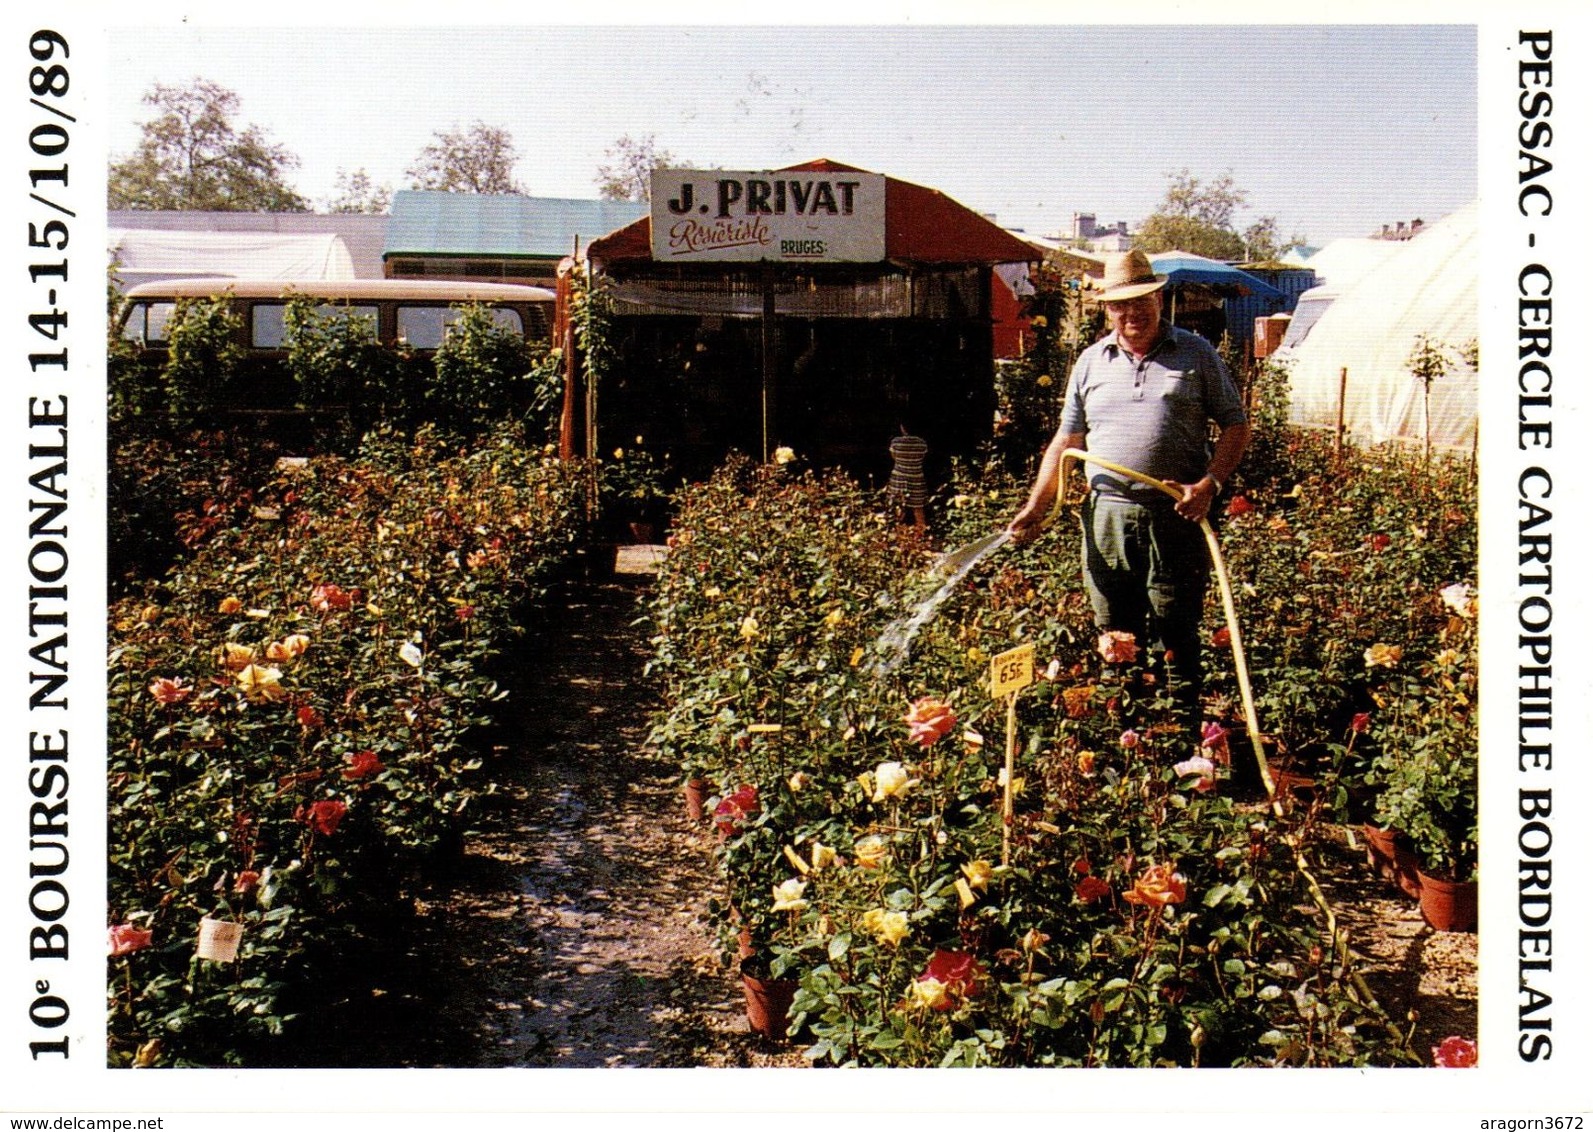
1060, 324, 1246, 501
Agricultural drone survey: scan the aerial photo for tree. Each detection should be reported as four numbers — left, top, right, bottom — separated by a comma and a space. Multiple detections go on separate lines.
108, 79, 308, 211
595, 134, 682, 203
1134, 169, 1277, 262
325, 168, 392, 214
406, 122, 523, 194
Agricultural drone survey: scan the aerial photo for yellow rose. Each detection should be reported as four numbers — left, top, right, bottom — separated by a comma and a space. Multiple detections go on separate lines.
235, 664, 286, 702
1363, 643, 1403, 668
221, 642, 257, 671
1036, 374, 1053, 388
909, 978, 950, 1011
853, 835, 890, 869
810, 842, 837, 870
739, 616, 761, 642
960, 860, 993, 892
861, 908, 909, 947
788, 771, 811, 792
218, 596, 243, 614
871, 761, 919, 802
770, 878, 809, 912
773, 446, 796, 466
824, 608, 844, 627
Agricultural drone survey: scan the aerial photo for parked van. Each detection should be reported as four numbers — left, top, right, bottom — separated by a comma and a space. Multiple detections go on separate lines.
119, 277, 555, 357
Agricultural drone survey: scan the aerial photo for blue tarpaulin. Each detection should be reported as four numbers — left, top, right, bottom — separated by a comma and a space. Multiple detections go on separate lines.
1148, 251, 1287, 300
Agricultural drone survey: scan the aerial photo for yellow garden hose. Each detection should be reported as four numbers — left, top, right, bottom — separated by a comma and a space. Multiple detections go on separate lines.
1052, 448, 1272, 798
1045, 450, 1383, 1016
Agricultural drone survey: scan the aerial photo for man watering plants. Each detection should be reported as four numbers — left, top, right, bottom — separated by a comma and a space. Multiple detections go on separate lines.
1007, 249, 1250, 736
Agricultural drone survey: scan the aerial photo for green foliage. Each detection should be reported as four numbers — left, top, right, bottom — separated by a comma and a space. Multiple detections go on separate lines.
1135, 169, 1289, 262
990, 265, 1103, 477
406, 121, 523, 194
595, 133, 682, 202
107, 424, 586, 1066
163, 296, 245, 418
428, 302, 543, 430
283, 295, 388, 412
108, 78, 308, 211
646, 436, 1470, 1066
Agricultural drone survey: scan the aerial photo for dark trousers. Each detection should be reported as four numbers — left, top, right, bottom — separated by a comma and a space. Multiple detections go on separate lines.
1081, 493, 1211, 728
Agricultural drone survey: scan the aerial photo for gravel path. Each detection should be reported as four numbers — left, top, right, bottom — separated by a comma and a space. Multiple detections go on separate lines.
400, 567, 804, 1068
368, 564, 1470, 1069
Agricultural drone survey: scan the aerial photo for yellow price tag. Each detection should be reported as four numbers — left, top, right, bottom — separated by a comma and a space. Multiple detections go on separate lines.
990, 643, 1035, 699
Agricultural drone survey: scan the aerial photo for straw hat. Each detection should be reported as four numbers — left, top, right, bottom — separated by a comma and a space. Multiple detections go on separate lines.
1096, 250, 1166, 302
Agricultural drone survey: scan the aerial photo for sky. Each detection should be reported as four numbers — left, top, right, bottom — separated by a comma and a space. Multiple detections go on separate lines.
105, 22, 1478, 243
103, 21, 1477, 248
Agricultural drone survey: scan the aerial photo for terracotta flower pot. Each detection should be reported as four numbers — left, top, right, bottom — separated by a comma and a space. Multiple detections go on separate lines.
1418, 871, 1477, 933
1361, 824, 1421, 898
683, 778, 709, 822
740, 958, 796, 1041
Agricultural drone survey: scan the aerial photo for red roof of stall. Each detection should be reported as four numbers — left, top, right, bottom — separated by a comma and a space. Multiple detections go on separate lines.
586, 159, 1037, 267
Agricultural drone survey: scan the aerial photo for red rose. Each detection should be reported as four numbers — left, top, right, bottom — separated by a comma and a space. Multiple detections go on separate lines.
1211, 626, 1231, 649
456, 604, 476, 622
1432, 1036, 1477, 1068
233, 869, 262, 894
303, 799, 347, 836
918, 949, 983, 1009
1369, 532, 1392, 552
1226, 496, 1254, 517
310, 583, 353, 612
1351, 712, 1373, 734
342, 750, 384, 781
713, 785, 759, 834
1074, 875, 1112, 904
296, 706, 323, 729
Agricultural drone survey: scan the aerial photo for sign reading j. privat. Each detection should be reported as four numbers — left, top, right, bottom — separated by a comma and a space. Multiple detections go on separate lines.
650, 168, 886, 263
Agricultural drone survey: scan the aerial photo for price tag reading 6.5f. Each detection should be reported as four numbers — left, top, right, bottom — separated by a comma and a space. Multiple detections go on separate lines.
990, 643, 1035, 699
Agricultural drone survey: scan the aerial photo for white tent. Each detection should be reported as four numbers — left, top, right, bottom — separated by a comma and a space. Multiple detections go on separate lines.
109, 229, 357, 288
1279, 202, 1476, 450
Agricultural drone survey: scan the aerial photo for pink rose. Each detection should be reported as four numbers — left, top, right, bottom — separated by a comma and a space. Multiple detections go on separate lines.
148, 677, 193, 705
713, 785, 760, 835
310, 583, 353, 612
109, 923, 153, 956
1119, 729, 1140, 750
1173, 755, 1217, 793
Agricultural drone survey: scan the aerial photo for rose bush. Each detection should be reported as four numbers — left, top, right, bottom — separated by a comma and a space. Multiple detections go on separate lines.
648, 434, 1474, 1066
107, 423, 585, 1066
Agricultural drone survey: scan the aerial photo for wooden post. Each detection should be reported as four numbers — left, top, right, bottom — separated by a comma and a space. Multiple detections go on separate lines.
761, 266, 776, 463
1335, 366, 1348, 462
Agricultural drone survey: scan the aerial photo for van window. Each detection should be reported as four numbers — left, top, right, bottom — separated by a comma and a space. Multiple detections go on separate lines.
251, 303, 379, 349
122, 300, 177, 345
397, 305, 523, 349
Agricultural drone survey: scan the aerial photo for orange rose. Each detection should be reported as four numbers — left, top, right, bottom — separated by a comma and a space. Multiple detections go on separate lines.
1123, 863, 1187, 908
904, 696, 957, 748
1097, 631, 1138, 666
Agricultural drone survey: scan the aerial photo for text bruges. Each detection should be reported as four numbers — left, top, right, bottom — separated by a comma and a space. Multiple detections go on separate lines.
667, 178, 863, 219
